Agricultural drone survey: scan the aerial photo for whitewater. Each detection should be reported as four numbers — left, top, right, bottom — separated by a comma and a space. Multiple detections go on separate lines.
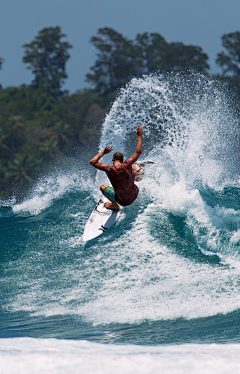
1, 73, 240, 373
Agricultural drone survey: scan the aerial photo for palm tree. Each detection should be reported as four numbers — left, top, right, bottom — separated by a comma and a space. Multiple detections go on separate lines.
48, 121, 73, 151
4, 153, 38, 186
39, 136, 60, 159
6, 115, 25, 155
0, 127, 9, 157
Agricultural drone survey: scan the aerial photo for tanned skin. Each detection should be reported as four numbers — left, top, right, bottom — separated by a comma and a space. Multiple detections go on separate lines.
89, 125, 143, 209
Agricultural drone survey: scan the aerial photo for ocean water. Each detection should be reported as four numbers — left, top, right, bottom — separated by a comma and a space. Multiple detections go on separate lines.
1, 73, 240, 373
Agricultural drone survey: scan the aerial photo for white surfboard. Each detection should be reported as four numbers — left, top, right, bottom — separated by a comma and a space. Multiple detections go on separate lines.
82, 196, 122, 242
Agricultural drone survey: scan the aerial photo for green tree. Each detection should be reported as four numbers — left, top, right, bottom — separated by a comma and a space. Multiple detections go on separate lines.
39, 137, 60, 160
78, 103, 106, 146
136, 32, 209, 74
0, 127, 9, 158
135, 32, 168, 73
59, 89, 105, 146
47, 121, 73, 151
22, 26, 72, 95
86, 27, 139, 98
4, 153, 37, 186
87, 28, 209, 99
5, 115, 25, 156
216, 32, 240, 77
215, 32, 240, 110
161, 42, 209, 73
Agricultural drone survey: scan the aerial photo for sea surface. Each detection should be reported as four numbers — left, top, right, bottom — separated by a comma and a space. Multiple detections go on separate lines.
1, 74, 240, 373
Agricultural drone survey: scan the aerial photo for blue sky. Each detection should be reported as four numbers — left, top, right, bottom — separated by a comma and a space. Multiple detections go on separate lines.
1, 0, 240, 93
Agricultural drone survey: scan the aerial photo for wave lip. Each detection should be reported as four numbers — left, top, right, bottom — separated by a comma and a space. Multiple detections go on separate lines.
12, 170, 92, 216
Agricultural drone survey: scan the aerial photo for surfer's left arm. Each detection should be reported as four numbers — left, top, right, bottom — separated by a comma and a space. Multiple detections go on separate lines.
89, 147, 112, 171
126, 125, 143, 166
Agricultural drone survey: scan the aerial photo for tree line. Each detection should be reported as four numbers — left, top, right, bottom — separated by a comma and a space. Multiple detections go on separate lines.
0, 26, 240, 199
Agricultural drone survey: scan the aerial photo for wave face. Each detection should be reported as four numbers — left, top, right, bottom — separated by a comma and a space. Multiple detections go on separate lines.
1, 74, 240, 346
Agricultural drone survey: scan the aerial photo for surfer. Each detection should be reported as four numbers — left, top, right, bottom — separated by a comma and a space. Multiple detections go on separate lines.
89, 125, 143, 209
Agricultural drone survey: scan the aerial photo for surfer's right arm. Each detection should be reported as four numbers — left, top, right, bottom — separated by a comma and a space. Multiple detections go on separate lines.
89, 147, 112, 172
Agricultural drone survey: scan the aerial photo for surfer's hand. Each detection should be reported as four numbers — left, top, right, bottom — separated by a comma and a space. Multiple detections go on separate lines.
133, 125, 143, 136
103, 146, 113, 154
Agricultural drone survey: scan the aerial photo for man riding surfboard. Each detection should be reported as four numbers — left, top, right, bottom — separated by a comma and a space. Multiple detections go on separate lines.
89, 125, 143, 210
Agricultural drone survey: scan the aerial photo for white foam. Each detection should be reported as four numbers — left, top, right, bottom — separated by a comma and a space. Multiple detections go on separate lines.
77, 206, 240, 324
1, 338, 240, 374
12, 170, 92, 215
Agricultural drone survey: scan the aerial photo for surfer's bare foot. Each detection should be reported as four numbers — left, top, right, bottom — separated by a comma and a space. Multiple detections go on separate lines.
104, 202, 119, 210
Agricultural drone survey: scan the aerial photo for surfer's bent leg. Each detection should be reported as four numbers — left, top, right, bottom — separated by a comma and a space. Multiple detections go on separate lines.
100, 184, 119, 210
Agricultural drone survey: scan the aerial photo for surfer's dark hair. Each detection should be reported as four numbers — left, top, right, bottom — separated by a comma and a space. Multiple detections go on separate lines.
113, 152, 123, 162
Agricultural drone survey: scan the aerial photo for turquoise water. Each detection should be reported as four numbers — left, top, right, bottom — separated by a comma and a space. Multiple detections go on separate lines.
1, 74, 240, 373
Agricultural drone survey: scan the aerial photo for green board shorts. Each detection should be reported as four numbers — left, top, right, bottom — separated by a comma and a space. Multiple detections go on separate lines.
103, 186, 116, 201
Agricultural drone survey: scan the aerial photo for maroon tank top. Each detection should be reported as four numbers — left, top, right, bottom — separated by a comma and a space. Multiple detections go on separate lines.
108, 161, 139, 206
